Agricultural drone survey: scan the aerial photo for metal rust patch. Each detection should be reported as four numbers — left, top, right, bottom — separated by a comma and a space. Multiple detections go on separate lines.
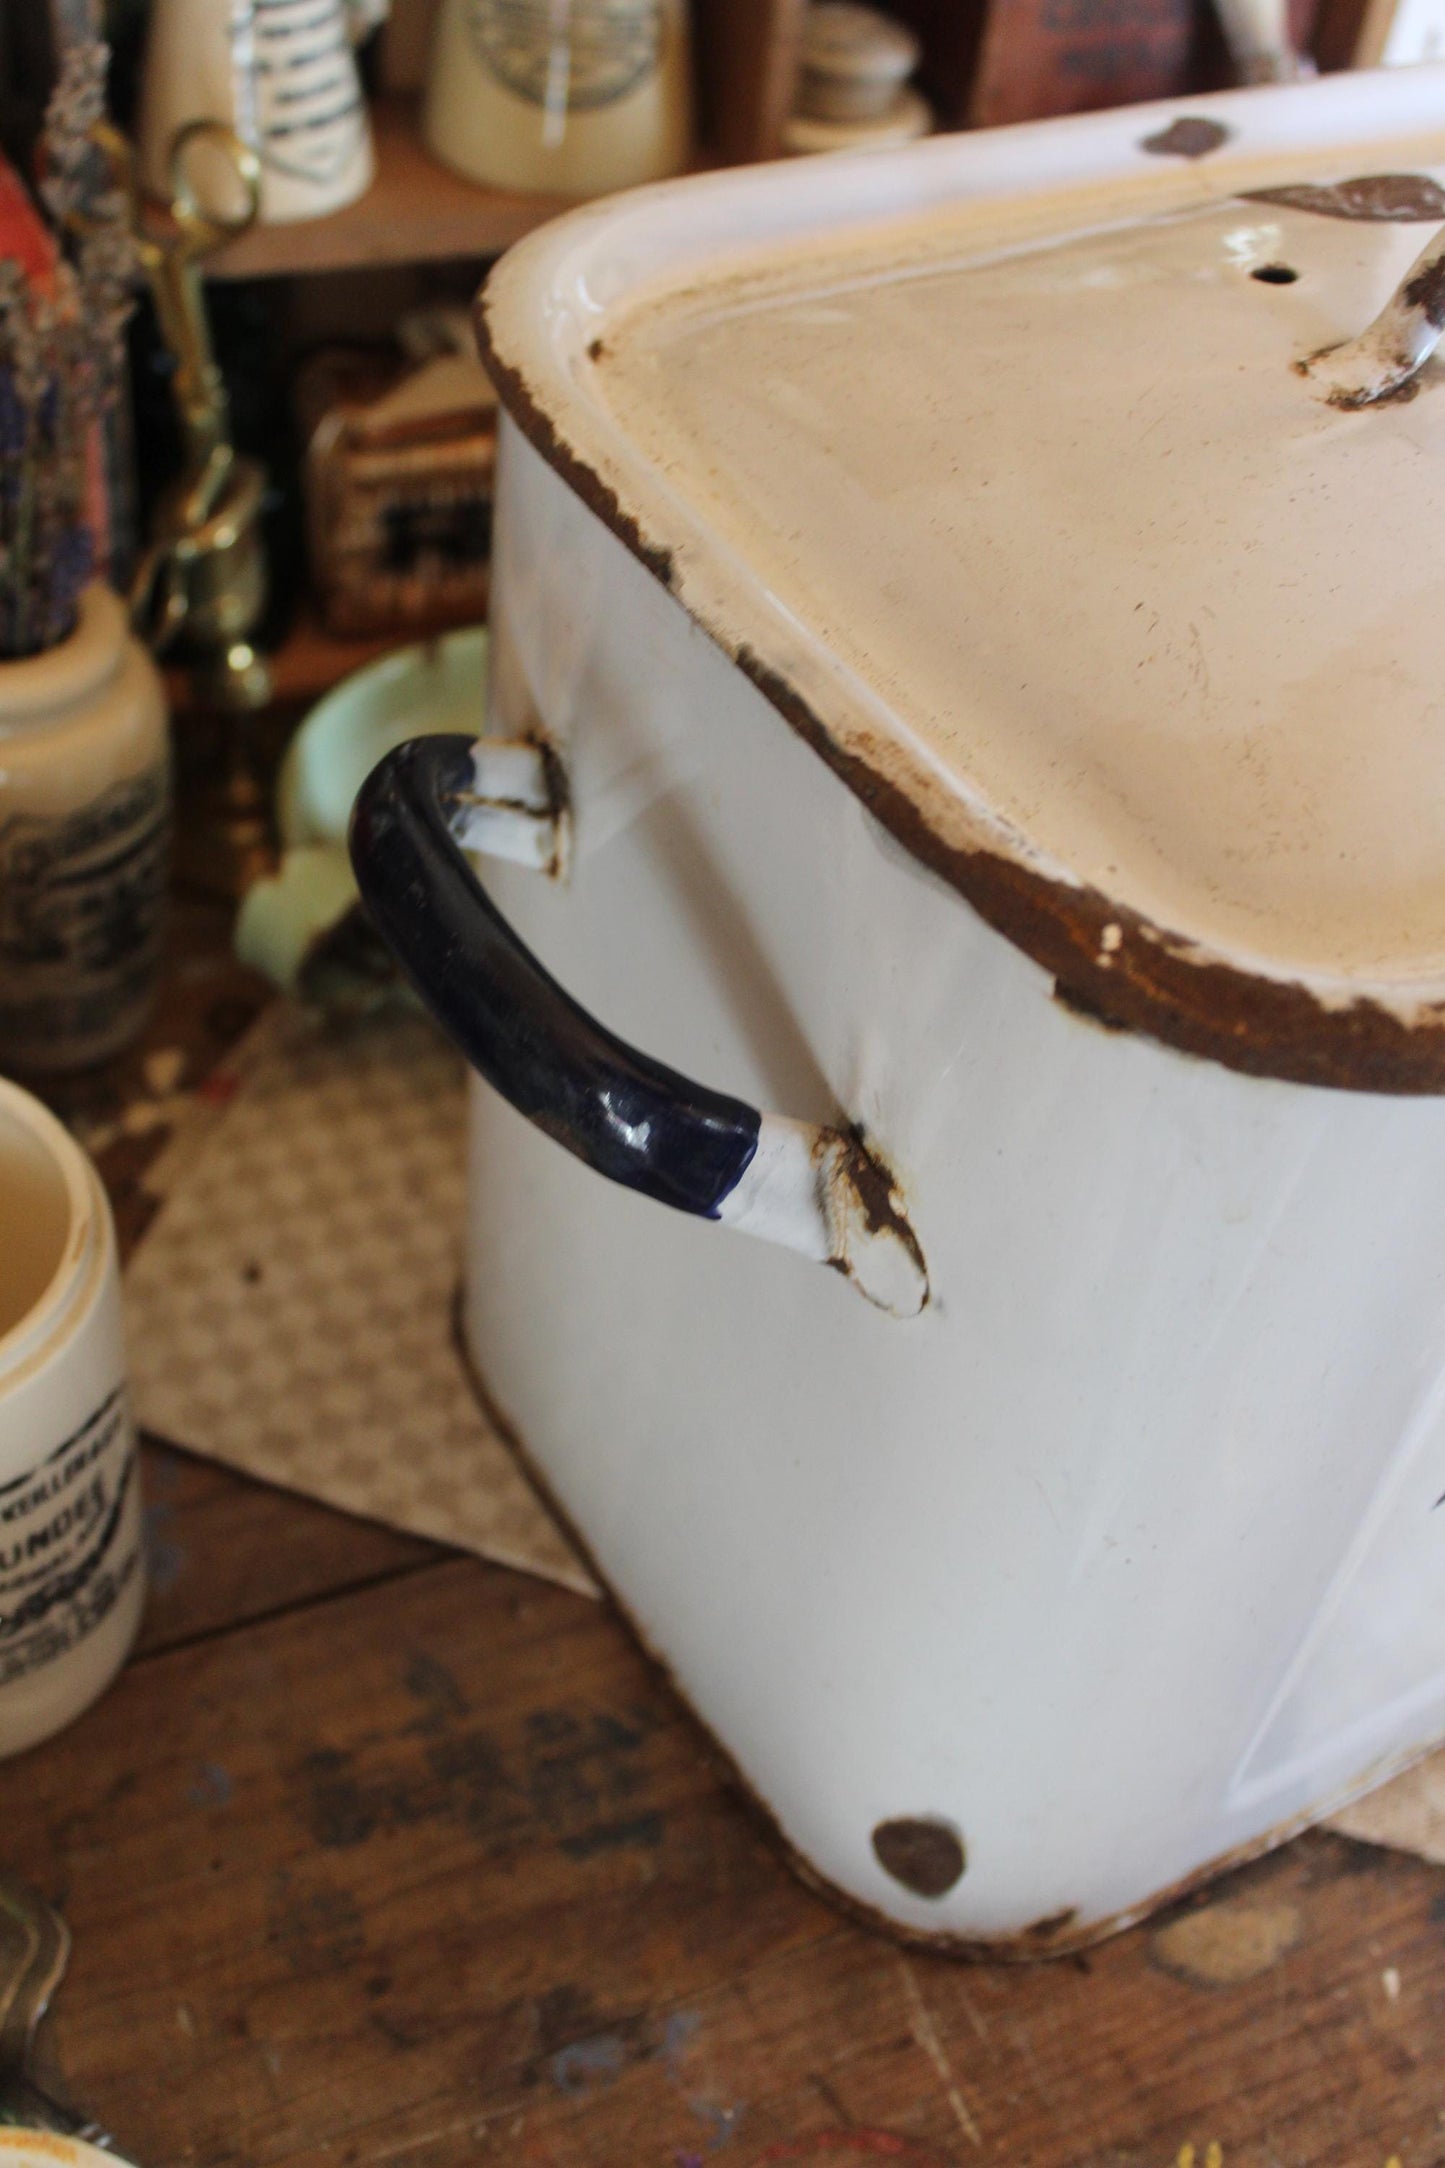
1141, 117, 1231, 160
1244, 173, 1445, 222
872, 1818, 967, 1899
1022, 1904, 1080, 1943
1405, 251, 1445, 328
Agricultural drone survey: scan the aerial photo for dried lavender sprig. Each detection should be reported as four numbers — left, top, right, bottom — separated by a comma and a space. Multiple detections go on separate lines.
0, 38, 135, 658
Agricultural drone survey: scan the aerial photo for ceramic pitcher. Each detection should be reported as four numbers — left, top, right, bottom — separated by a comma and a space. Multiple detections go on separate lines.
138, 0, 377, 225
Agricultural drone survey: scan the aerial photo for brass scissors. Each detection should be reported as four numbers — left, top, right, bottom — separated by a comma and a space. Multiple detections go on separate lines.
76, 122, 265, 653
86, 118, 261, 469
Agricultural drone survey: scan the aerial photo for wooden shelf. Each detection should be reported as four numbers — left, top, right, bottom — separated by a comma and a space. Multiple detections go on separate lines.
208, 96, 572, 281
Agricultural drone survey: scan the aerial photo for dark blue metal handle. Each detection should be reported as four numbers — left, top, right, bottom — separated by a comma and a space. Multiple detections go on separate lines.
349, 735, 762, 1219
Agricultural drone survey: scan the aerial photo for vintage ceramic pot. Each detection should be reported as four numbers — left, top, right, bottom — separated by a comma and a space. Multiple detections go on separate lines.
352, 67, 1445, 1953
423, 0, 693, 198
0, 586, 170, 1076
138, 0, 375, 224
0, 1079, 143, 1759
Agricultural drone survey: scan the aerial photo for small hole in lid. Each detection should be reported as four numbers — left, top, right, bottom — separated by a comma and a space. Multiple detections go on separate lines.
1251, 263, 1299, 285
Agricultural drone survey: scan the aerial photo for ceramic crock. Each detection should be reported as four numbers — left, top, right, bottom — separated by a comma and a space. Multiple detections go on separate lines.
0, 1079, 143, 1759
0, 586, 170, 1077
138, 0, 375, 225
423, 0, 693, 198
352, 67, 1445, 1954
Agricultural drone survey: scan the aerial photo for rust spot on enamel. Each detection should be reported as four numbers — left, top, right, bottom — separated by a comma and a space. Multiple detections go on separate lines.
872, 1818, 967, 1899
475, 287, 676, 590
1244, 173, 1445, 222
1329, 370, 1424, 410
1022, 1905, 1080, 1941
819, 1128, 928, 1281
1403, 253, 1445, 329
1053, 980, 1130, 1033
1140, 117, 1230, 160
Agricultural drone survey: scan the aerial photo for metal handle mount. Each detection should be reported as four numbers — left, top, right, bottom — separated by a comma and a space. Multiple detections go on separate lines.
1303, 223, 1445, 408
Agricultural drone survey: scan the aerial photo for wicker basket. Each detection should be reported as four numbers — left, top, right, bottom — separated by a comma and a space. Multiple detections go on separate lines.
298, 347, 498, 639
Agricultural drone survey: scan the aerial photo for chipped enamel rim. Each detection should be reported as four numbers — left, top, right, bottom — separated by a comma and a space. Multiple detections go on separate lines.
478, 67, 1445, 1094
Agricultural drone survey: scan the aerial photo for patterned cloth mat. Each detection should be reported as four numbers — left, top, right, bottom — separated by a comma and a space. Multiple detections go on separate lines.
123, 999, 594, 1597
121, 995, 1445, 1859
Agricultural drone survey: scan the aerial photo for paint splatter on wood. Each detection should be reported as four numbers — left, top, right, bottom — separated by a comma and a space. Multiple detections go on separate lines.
1152, 1900, 1302, 1987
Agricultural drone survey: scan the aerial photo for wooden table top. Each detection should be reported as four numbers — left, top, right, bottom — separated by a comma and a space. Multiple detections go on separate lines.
6, 899, 1441, 2168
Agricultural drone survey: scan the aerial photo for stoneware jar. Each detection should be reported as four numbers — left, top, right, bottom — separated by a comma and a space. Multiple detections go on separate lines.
138, 0, 377, 225
352, 67, 1445, 1954
795, 2, 921, 123
0, 1079, 144, 1760
0, 585, 170, 1077
423, 0, 693, 197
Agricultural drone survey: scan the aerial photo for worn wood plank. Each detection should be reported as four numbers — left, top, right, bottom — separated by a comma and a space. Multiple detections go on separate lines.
135, 1441, 442, 1659
4, 1551, 1441, 2168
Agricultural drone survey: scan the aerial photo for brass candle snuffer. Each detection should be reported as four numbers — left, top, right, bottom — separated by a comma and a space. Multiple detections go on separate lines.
72, 118, 276, 897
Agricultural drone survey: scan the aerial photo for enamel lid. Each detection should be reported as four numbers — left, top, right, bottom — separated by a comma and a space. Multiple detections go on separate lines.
479, 69, 1445, 1091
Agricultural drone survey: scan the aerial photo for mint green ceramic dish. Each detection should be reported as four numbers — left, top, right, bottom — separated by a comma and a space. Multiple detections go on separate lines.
239, 625, 488, 998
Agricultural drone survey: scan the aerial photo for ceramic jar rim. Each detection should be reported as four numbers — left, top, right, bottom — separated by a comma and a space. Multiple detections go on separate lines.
0, 585, 127, 737
0, 1079, 101, 1391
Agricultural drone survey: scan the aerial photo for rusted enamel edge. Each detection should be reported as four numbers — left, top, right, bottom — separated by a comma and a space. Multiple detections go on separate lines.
475, 68, 1445, 1095
458, 1318, 1445, 1962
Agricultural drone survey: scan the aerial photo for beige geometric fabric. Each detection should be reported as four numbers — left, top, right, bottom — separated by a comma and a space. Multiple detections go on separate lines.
123, 1001, 594, 1596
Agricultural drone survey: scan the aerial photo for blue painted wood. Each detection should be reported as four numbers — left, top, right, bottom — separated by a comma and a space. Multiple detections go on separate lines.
349, 735, 762, 1219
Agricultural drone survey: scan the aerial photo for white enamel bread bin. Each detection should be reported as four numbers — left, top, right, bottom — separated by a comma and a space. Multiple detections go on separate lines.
352, 67, 1445, 1952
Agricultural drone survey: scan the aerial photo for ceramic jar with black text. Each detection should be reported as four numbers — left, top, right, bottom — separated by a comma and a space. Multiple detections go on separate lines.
0, 585, 170, 1076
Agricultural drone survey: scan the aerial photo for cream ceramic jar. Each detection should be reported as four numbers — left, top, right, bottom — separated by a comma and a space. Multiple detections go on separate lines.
0, 586, 170, 1076
138, 0, 376, 224
0, 1080, 144, 1759
423, 0, 693, 197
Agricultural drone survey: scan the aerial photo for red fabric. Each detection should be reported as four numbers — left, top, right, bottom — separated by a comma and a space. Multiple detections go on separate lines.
0, 148, 57, 291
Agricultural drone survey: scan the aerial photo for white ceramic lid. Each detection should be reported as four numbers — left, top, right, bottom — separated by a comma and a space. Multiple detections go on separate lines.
480, 70, 1445, 1090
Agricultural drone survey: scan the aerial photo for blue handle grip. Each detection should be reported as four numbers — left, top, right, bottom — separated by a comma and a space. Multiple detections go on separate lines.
349, 735, 762, 1219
